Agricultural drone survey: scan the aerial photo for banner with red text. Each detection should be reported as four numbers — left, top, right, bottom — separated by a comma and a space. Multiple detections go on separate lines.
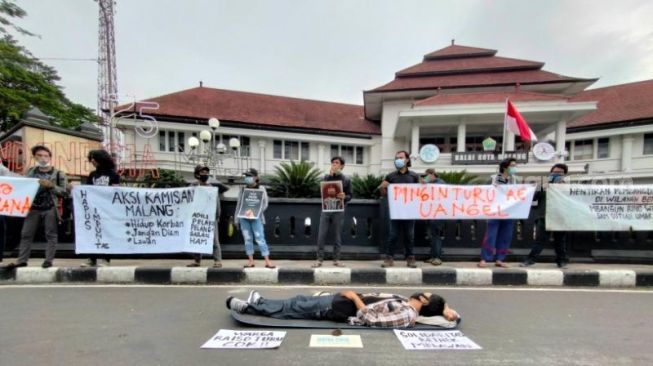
0, 176, 40, 217
388, 184, 536, 220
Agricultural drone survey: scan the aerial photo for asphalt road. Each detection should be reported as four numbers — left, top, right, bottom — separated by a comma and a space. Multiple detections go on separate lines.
0, 285, 651, 366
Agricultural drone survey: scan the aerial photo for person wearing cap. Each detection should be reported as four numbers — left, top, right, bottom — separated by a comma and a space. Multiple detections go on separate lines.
226, 289, 459, 328
187, 165, 224, 268
234, 168, 275, 268
312, 156, 352, 268
421, 169, 446, 266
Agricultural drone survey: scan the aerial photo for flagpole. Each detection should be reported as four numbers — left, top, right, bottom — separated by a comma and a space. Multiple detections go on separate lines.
502, 98, 508, 158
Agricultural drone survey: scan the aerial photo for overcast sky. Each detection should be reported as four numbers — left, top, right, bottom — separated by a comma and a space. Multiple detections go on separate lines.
12, 0, 653, 111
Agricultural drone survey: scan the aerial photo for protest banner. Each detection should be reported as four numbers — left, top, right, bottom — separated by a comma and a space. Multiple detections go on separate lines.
236, 188, 264, 219
320, 181, 344, 212
387, 184, 535, 220
201, 330, 286, 349
72, 185, 218, 254
546, 184, 653, 231
0, 176, 40, 217
393, 330, 482, 351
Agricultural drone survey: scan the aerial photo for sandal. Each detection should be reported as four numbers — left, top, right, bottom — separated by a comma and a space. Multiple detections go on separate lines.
213, 262, 222, 268
186, 262, 200, 267
311, 262, 323, 268
333, 261, 345, 267
243, 263, 255, 268
477, 260, 487, 268
265, 264, 276, 269
495, 262, 509, 268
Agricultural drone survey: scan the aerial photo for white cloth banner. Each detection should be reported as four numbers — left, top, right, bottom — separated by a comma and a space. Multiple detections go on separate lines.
546, 184, 653, 231
388, 184, 535, 220
0, 176, 40, 217
73, 185, 218, 254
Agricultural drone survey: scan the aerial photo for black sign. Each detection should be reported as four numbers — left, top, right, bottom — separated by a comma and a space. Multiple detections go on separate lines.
451, 151, 529, 165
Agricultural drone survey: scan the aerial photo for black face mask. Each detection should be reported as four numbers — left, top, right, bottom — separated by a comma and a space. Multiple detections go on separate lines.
198, 175, 209, 183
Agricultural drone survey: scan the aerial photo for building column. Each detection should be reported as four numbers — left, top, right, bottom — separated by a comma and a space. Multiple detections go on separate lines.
621, 134, 634, 172
555, 119, 566, 162
258, 140, 266, 174
457, 122, 466, 152
411, 122, 420, 158
318, 144, 326, 171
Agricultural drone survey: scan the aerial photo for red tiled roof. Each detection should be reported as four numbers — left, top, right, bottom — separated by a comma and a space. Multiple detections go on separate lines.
423, 45, 496, 60
373, 69, 590, 92
568, 79, 653, 128
415, 91, 568, 106
122, 87, 380, 135
397, 56, 543, 77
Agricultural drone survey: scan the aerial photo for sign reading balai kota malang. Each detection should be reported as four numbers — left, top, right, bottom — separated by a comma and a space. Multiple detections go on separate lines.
72, 186, 217, 254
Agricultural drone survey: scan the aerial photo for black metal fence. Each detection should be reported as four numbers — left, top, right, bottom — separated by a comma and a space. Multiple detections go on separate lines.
2, 195, 652, 263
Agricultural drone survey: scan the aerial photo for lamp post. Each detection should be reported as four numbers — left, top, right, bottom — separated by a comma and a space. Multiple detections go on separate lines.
186, 117, 246, 178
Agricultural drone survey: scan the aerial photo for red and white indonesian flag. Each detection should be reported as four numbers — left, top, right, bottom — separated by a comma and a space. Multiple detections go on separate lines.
505, 99, 537, 142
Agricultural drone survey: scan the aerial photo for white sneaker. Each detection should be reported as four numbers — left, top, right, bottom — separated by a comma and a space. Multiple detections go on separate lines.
226, 297, 249, 313
247, 290, 261, 305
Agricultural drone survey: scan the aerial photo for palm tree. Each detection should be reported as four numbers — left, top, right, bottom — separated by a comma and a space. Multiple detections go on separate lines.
265, 160, 322, 198
352, 174, 384, 199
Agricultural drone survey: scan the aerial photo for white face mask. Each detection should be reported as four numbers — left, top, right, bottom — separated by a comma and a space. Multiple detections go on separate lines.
37, 160, 50, 168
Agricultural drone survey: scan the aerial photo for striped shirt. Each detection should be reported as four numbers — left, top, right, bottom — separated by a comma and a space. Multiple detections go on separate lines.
348, 298, 418, 328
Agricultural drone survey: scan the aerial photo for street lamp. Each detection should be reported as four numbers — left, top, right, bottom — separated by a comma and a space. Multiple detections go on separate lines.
185, 117, 247, 177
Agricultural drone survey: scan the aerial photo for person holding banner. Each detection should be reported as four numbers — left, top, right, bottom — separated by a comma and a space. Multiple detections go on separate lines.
421, 169, 446, 266
0, 161, 21, 263
235, 168, 275, 269
521, 164, 569, 269
478, 158, 518, 268
81, 150, 120, 268
187, 165, 223, 268
5, 145, 67, 269
379, 150, 421, 268
312, 156, 352, 268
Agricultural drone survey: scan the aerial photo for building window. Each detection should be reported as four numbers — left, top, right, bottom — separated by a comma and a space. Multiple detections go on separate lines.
597, 138, 610, 159
220, 135, 251, 157
273, 140, 309, 160
572, 139, 593, 160
644, 134, 653, 155
159, 130, 166, 151
419, 136, 458, 153
177, 132, 185, 152
330, 144, 365, 164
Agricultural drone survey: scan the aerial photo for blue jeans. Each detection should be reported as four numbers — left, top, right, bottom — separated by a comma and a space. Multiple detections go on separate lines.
386, 220, 415, 258
429, 220, 444, 259
246, 294, 335, 320
240, 218, 270, 257
481, 219, 514, 262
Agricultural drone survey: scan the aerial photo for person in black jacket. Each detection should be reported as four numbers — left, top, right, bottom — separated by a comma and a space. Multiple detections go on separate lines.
81, 149, 120, 267
312, 156, 352, 268
521, 163, 570, 269
379, 150, 421, 268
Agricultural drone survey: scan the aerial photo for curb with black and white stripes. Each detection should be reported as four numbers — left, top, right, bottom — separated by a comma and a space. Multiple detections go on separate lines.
1, 266, 652, 287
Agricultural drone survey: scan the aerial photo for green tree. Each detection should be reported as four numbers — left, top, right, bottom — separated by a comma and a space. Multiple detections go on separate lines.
0, 0, 96, 130
352, 174, 383, 199
265, 160, 321, 198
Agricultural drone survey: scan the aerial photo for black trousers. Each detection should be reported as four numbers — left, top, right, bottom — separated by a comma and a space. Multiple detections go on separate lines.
527, 219, 568, 265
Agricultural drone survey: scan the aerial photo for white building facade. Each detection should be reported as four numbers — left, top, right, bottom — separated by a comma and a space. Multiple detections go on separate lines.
114, 43, 653, 193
